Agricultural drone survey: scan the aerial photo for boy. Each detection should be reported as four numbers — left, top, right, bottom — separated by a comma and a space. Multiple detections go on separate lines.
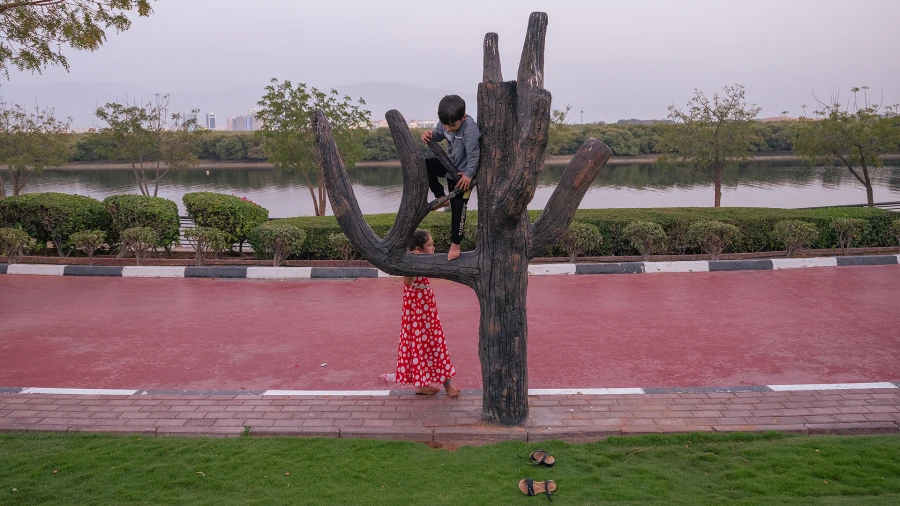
420, 94, 481, 261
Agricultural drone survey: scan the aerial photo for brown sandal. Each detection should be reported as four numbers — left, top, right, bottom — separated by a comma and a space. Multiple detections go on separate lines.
519, 479, 556, 501
529, 450, 555, 468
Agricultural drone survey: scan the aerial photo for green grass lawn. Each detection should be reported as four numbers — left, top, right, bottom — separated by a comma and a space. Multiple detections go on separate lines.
1, 431, 899, 505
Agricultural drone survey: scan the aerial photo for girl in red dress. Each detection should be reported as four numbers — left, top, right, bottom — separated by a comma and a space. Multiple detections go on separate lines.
396, 230, 460, 397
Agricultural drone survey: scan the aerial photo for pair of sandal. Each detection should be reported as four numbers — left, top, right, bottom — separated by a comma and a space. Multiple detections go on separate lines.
519, 450, 557, 501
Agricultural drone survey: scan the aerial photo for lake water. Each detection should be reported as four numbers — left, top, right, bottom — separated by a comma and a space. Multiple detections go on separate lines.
23, 160, 900, 217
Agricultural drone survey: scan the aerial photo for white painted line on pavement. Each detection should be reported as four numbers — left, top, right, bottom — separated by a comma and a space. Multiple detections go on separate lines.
528, 388, 645, 395
262, 390, 392, 396
377, 270, 399, 278
767, 382, 898, 391
771, 257, 838, 269
246, 267, 312, 279
21, 387, 139, 395
122, 266, 186, 278
528, 264, 576, 276
7, 264, 66, 276
643, 261, 709, 273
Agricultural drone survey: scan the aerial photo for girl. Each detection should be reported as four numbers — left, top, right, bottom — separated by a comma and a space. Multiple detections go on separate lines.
396, 230, 460, 397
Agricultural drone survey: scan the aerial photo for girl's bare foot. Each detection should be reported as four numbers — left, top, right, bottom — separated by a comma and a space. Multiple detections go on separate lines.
444, 380, 460, 398
448, 243, 461, 261
415, 385, 440, 395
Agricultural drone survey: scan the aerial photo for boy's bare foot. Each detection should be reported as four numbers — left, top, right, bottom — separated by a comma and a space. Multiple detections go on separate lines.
448, 243, 461, 261
432, 201, 450, 212
415, 385, 440, 395
444, 381, 460, 398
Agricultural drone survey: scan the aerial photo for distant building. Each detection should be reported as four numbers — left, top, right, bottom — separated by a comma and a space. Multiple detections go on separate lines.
372, 119, 389, 129
206, 113, 217, 130
185, 112, 199, 131
226, 109, 262, 132
407, 119, 437, 129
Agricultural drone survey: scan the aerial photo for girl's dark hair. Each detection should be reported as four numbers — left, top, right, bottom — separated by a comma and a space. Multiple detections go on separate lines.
437, 95, 466, 125
407, 229, 431, 251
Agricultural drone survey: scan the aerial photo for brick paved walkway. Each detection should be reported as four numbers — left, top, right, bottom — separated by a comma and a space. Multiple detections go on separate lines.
2, 388, 898, 445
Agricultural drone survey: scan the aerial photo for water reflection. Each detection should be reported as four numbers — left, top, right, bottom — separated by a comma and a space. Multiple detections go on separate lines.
22, 160, 900, 217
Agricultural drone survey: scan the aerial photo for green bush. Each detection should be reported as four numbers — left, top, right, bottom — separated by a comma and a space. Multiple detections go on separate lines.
120, 227, 157, 266
182, 227, 228, 266
103, 195, 180, 251
69, 230, 106, 264
686, 220, 741, 260
890, 219, 900, 252
0, 193, 111, 256
329, 232, 356, 261
772, 220, 819, 258
0, 227, 32, 263
182, 192, 269, 251
622, 221, 667, 261
832, 217, 867, 255
561, 222, 602, 261
265, 207, 896, 261
249, 222, 307, 267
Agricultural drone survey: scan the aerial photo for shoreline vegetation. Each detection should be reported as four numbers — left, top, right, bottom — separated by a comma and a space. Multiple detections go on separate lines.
45, 152, 900, 171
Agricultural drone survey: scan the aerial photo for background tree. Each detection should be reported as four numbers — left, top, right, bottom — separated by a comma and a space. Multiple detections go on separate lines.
658, 85, 761, 207
256, 79, 370, 216
794, 87, 900, 207
547, 104, 575, 155
0, 99, 71, 197
94, 93, 201, 197
0, 0, 153, 77
314, 13, 613, 425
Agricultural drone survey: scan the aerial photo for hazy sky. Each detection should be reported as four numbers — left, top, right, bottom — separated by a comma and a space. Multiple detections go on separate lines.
4, 0, 899, 122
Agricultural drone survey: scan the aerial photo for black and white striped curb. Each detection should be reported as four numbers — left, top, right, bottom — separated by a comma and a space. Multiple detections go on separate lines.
2, 381, 898, 397
1, 255, 898, 279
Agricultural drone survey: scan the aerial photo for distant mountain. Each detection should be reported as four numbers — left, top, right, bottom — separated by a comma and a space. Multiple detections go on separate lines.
0, 81, 475, 128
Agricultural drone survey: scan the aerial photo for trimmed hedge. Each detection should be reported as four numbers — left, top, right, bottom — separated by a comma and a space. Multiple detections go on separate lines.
103, 195, 180, 249
0, 193, 111, 255
182, 192, 269, 249
269, 207, 897, 260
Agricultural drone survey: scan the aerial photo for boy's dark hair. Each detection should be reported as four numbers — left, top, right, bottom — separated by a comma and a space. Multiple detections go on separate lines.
438, 95, 466, 125
407, 229, 431, 252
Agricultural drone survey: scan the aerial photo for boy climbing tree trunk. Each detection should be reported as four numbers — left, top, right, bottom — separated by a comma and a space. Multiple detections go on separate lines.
313, 12, 612, 425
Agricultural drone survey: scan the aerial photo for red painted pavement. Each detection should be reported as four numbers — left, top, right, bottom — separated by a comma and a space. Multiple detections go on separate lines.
1, 266, 898, 391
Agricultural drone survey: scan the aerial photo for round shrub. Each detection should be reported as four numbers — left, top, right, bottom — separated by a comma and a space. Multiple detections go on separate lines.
329, 232, 356, 262
120, 227, 157, 266
183, 227, 228, 266
772, 220, 818, 258
0, 227, 32, 263
623, 221, 668, 261
561, 222, 602, 262
686, 220, 740, 260
249, 222, 306, 267
0, 193, 111, 256
832, 217, 867, 255
182, 192, 269, 251
890, 219, 900, 252
69, 230, 106, 264
103, 195, 180, 250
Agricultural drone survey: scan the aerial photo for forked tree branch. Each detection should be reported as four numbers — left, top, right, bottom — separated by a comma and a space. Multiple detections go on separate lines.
313, 109, 479, 286
529, 138, 612, 258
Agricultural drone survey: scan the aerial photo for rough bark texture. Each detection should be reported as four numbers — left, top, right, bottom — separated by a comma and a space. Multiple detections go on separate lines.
313, 12, 612, 425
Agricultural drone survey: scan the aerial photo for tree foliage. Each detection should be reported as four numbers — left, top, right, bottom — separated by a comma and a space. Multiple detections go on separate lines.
0, 0, 154, 77
794, 87, 900, 207
0, 99, 71, 197
249, 221, 306, 267
255, 79, 370, 216
831, 217, 867, 255
623, 220, 668, 261
183, 226, 227, 266
561, 221, 602, 262
658, 85, 762, 207
94, 93, 202, 197
120, 225, 155, 265
686, 220, 740, 260
69, 229, 105, 263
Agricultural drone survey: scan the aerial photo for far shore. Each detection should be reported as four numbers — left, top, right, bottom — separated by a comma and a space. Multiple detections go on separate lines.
46, 152, 900, 171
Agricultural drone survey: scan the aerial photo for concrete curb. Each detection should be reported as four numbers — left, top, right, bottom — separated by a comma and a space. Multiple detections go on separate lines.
1, 255, 897, 280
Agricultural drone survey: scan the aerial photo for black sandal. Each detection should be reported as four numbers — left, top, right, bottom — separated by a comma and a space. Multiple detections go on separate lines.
519, 479, 556, 501
529, 449, 556, 468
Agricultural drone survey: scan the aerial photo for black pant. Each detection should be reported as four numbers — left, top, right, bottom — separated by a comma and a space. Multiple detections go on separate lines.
425, 157, 469, 246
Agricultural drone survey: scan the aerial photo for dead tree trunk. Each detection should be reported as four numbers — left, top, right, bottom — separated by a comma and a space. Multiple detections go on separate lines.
313, 12, 612, 425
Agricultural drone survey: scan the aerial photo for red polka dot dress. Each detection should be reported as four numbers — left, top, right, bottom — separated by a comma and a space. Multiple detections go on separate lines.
396, 276, 456, 387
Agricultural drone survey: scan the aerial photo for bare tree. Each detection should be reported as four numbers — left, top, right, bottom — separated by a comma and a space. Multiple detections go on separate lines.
312, 13, 612, 425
